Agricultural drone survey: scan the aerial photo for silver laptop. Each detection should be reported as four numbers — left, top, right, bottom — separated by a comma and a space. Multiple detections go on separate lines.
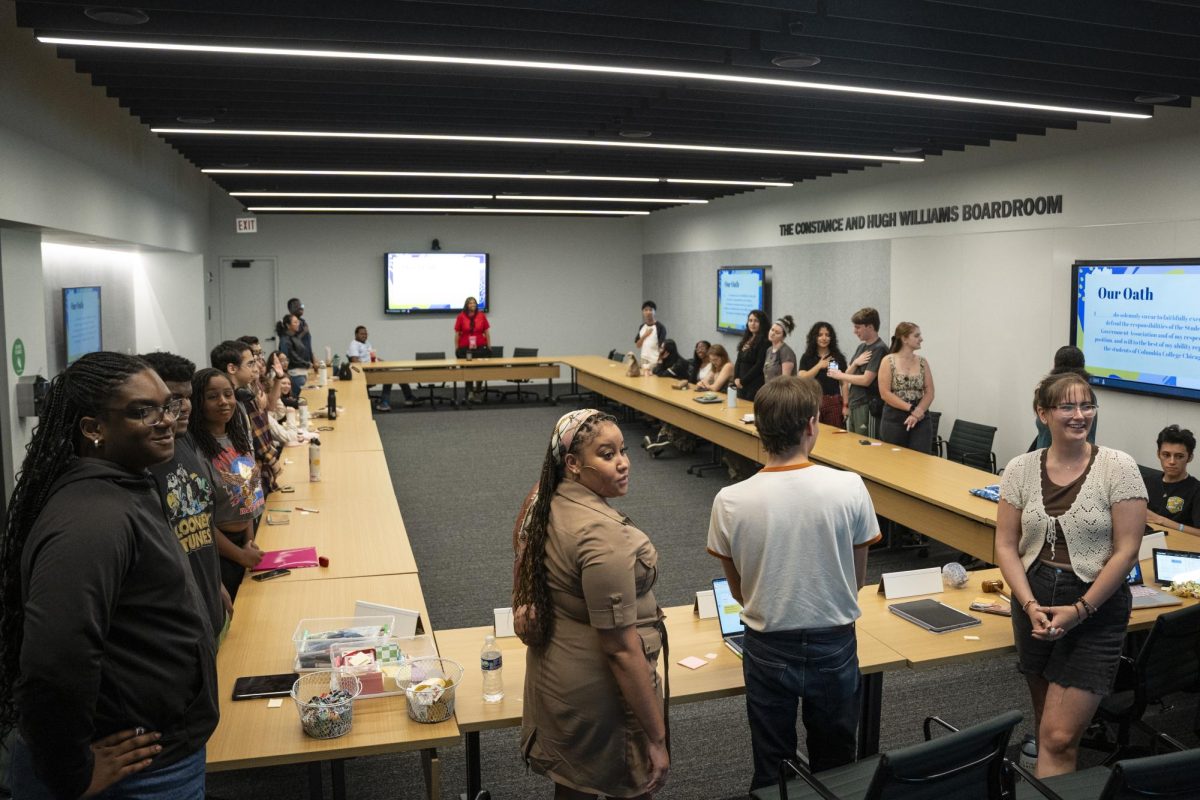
1152, 548, 1200, 586
712, 578, 745, 658
1128, 561, 1182, 609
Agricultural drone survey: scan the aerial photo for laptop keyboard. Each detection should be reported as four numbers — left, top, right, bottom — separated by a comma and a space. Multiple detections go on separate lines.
1130, 585, 1160, 597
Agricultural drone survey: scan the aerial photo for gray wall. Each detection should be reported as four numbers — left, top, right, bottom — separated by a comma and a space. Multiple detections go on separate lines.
42, 245, 137, 376
643, 240, 890, 358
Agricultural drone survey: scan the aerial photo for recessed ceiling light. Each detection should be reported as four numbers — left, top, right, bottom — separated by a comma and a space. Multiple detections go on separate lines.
667, 178, 793, 187
891, 146, 923, 155
1134, 92, 1180, 105
230, 192, 492, 199
38, 36, 1153, 119
618, 130, 653, 139
771, 54, 821, 69
202, 168, 659, 182
493, 195, 707, 204
245, 206, 651, 216
83, 7, 149, 25
153, 128, 922, 163
175, 115, 215, 124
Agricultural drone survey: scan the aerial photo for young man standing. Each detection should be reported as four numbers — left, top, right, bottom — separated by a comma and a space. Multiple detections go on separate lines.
287, 297, 313, 358
1146, 424, 1200, 535
707, 376, 880, 792
211, 339, 280, 495
140, 351, 231, 640
635, 300, 666, 368
831, 306, 888, 437
347, 324, 415, 411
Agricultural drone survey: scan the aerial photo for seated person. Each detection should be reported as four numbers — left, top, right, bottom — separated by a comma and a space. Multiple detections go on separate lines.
347, 324, 414, 411
695, 344, 734, 393
1145, 424, 1200, 535
652, 339, 691, 380
690, 340, 712, 384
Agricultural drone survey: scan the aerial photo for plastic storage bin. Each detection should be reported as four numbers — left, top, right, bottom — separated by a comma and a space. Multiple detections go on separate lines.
292, 616, 394, 671
330, 634, 437, 698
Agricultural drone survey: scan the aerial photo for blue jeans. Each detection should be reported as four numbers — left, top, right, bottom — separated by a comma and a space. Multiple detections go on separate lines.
743, 624, 861, 791
9, 735, 206, 800
289, 371, 306, 400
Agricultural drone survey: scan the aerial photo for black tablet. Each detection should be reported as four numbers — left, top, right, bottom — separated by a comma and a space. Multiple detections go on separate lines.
232, 673, 299, 701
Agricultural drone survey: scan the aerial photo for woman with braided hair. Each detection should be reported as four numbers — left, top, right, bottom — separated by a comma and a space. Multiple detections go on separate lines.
0, 352, 217, 799
513, 409, 669, 799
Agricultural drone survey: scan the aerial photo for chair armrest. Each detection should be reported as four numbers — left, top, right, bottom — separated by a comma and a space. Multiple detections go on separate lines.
1112, 654, 1137, 693
923, 715, 959, 740
1153, 731, 1188, 753
935, 436, 946, 458
1005, 759, 1064, 800
780, 758, 841, 800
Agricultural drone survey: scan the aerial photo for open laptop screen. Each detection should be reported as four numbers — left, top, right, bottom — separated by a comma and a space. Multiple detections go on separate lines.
712, 578, 745, 636
1126, 562, 1144, 585
1153, 548, 1200, 585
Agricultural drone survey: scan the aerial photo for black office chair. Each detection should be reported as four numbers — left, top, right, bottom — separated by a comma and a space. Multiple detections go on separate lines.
414, 351, 452, 408
500, 347, 540, 403
1013, 736, 1200, 799
1080, 603, 1200, 763
937, 419, 998, 473
751, 711, 1021, 800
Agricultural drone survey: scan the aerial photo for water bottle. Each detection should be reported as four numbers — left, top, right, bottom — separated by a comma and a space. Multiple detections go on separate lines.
308, 438, 321, 482
481, 634, 503, 703
318, 360, 328, 387
331, 354, 341, 375
327, 388, 338, 421
298, 399, 309, 429
827, 358, 839, 373
1018, 735, 1037, 775
726, 384, 737, 408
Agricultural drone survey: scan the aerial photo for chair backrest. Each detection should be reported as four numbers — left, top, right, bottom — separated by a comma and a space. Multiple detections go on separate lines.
1100, 747, 1200, 799
864, 710, 1020, 800
513, 347, 538, 357
415, 351, 445, 360
925, 411, 942, 456
1135, 603, 1200, 713
608, 348, 623, 361
946, 419, 997, 471
489, 345, 504, 357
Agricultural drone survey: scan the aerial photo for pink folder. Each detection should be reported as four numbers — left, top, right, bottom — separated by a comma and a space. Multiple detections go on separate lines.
252, 546, 319, 571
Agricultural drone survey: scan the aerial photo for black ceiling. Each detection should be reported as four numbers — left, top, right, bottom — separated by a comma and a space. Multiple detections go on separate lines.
15, 0, 1199, 215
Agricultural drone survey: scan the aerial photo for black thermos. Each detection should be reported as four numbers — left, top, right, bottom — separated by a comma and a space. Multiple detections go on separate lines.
327, 388, 337, 420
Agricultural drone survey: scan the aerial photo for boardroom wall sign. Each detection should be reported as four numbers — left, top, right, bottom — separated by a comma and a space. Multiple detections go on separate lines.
777, 193, 1063, 237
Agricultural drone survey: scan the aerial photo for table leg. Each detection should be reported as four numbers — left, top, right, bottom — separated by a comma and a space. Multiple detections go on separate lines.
307, 761, 324, 800
465, 731, 482, 799
331, 760, 346, 800
548, 377, 554, 402
421, 748, 441, 800
858, 672, 883, 758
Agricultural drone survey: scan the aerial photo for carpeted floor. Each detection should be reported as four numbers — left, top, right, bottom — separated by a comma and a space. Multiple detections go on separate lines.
206, 389, 1199, 800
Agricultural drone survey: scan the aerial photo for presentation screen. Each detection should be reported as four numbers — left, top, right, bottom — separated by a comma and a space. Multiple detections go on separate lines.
63, 286, 102, 365
384, 252, 489, 314
716, 266, 770, 334
1071, 259, 1200, 403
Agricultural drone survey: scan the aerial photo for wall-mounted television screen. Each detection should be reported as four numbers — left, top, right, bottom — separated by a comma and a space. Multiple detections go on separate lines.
716, 266, 770, 334
384, 252, 489, 314
63, 286, 102, 365
1071, 258, 1200, 403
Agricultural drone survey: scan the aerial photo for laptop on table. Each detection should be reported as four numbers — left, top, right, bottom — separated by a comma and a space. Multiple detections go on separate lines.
1126, 561, 1182, 610
712, 577, 745, 658
1152, 548, 1200, 587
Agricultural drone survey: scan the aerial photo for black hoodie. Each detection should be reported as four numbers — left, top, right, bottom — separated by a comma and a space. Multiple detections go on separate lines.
16, 458, 218, 800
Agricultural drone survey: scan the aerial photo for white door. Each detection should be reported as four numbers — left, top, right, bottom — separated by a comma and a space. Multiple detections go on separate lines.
218, 257, 279, 351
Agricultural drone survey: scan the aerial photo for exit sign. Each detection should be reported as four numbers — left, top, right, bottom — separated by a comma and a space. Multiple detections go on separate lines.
235, 217, 258, 234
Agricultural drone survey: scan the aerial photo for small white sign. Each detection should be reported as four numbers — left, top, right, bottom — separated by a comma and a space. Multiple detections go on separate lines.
694, 589, 718, 619
878, 567, 944, 600
235, 216, 258, 234
1140, 531, 1167, 561
494, 607, 516, 638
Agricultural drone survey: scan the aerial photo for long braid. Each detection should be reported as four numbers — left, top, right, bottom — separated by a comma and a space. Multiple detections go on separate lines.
189, 369, 252, 460
514, 413, 617, 648
0, 352, 148, 735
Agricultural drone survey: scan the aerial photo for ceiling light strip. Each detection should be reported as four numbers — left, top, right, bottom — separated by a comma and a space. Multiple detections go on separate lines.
155, 128, 919, 162
230, 192, 492, 198
245, 206, 650, 215
493, 195, 706, 203
38, 36, 1150, 120
203, 169, 793, 186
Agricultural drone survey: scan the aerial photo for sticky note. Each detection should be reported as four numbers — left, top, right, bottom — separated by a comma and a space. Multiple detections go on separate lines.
677, 656, 708, 670
267, 698, 284, 708
963, 635, 981, 641
704, 653, 718, 660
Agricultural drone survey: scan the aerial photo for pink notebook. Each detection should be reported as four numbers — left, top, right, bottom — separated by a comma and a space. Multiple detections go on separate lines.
252, 546, 319, 571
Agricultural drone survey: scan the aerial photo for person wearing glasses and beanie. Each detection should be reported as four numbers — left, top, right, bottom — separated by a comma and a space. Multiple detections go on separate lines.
1, 352, 218, 800
996, 371, 1146, 779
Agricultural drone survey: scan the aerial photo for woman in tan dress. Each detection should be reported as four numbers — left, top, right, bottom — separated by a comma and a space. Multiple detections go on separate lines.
513, 409, 669, 798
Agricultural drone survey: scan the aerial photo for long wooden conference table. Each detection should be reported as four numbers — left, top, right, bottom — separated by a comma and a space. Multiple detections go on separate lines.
562, 354, 1002, 562
359, 356, 561, 406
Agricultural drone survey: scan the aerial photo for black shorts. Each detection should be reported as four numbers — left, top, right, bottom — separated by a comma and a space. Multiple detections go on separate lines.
1011, 561, 1132, 695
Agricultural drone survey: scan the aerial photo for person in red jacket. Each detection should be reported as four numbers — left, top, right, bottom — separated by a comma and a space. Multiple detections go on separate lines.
454, 296, 492, 402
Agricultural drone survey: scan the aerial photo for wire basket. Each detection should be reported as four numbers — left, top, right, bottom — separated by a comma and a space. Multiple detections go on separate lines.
402, 657, 463, 723
291, 670, 362, 739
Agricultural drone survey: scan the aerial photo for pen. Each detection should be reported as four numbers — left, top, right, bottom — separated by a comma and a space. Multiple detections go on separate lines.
296, 506, 320, 513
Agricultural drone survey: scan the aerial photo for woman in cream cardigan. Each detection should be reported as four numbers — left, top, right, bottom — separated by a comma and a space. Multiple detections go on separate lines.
996, 371, 1146, 779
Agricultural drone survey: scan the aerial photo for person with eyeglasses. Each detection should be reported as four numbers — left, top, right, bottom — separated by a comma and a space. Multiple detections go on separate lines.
1032, 346, 1097, 450
188, 367, 265, 602
996, 371, 1146, 779
1, 352, 218, 799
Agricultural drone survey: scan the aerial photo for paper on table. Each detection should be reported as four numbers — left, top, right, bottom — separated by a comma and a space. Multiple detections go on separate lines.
677, 656, 708, 670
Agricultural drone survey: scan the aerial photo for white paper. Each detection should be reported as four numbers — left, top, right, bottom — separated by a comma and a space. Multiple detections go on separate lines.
879, 567, 943, 600
695, 589, 718, 619
355, 601, 421, 637
494, 607, 516, 638
1140, 531, 1167, 561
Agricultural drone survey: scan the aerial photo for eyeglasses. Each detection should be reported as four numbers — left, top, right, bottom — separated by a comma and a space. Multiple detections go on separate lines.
104, 398, 184, 426
1052, 403, 1098, 416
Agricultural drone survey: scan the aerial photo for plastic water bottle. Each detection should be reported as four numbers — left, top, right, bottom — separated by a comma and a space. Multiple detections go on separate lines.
298, 399, 309, 429
827, 358, 839, 373
481, 634, 504, 703
726, 384, 737, 408
1018, 735, 1037, 775
308, 438, 321, 482
318, 360, 328, 387
327, 388, 338, 421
